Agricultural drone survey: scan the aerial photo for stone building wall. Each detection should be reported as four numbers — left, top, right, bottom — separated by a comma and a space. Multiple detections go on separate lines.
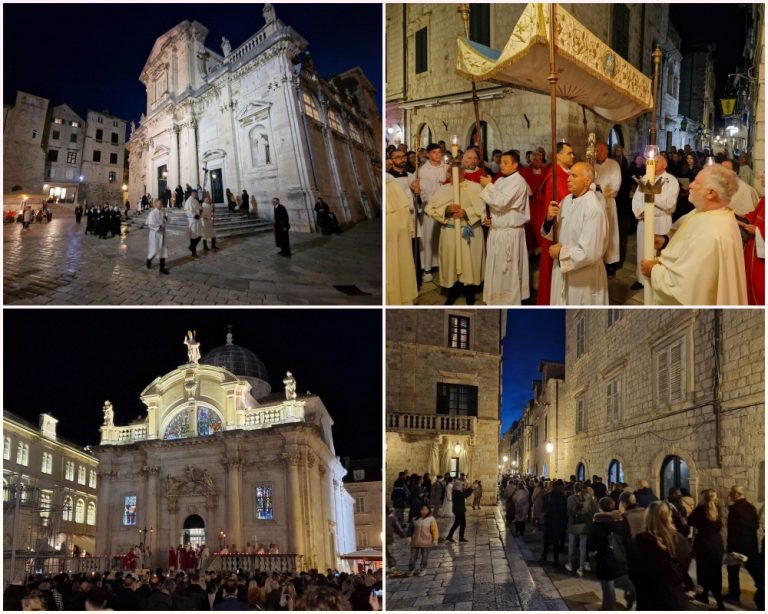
80, 110, 127, 205
3, 91, 49, 196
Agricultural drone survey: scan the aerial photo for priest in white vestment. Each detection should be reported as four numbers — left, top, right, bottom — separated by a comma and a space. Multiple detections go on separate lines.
414, 144, 448, 281
542, 162, 609, 305
641, 164, 747, 305
479, 150, 531, 304
594, 143, 621, 272
631, 153, 679, 286
146, 199, 170, 274
386, 175, 418, 305
426, 165, 486, 305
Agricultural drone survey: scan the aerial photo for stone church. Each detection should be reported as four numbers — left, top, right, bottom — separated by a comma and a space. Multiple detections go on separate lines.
92, 330, 356, 571
127, 4, 380, 232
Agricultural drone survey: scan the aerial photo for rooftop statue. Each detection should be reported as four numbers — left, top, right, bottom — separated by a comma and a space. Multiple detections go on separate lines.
283, 371, 297, 400
184, 330, 201, 364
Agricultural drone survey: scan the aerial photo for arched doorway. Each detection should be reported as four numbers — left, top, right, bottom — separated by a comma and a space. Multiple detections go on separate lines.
182, 514, 206, 548
608, 125, 625, 152
607, 459, 624, 485
417, 123, 433, 149
465, 121, 489, 161
542, 462, 548, 479
660, 455, 690, 499
576, 462, 586, 482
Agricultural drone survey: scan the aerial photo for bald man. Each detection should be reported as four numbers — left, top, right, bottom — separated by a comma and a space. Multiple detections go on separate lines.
542, 162, 609, 305
641, 164, 747, 304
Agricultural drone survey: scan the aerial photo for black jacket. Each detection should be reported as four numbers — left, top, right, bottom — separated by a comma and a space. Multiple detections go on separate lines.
727, 499, 759, 556
629, 530, 690, 611
588, 511, 632, 581
542, 491, 568, 544
451, 487, 474, 514
274, 204, 289, 228
688, 506, 724, 559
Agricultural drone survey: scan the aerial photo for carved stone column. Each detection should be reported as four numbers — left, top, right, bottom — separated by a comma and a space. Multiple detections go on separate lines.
170, 124, 181, 188
142, 464, 161, 568
225, 455, 245, 548
282, 448, 304, 555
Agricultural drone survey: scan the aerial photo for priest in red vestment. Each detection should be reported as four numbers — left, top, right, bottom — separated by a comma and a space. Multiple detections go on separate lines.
739, 193, 765, 305
520, 150, 551, 253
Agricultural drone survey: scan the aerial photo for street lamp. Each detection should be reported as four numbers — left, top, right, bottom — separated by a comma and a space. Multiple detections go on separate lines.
502, 455, 508, 463
454, 442, 461, 455
219, 530, 227, 551
545, 441, 554, 454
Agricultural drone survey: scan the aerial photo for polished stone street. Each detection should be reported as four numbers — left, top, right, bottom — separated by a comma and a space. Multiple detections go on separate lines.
3, 205, 381, 305
387, 504, 758, 611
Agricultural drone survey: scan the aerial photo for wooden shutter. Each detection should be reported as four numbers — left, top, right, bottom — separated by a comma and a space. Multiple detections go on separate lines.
415, 28, 428, 74
657, 348, 669, 405
669, 340, 684, 402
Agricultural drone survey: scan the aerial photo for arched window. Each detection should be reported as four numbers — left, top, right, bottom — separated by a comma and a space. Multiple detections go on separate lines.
576, 462, 586, 482
87, 502, 96, 525
75, 499, 85, 523
164, 407, 223, 440
418, 123, 432, 149
327, 109, 345, 134
3, 436, 11, 460
63, 496, 73, 521
660, 455, 690, 499
607, 459, 624, 485
302, 92, 322, 122
3, 479, 9, 502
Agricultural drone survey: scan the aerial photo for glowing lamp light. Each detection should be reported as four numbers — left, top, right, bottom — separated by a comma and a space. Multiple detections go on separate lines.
386, 127, 394, 135
498, 464, 502, 469
643, 145, 659, 161
726, 125, 739, 136
79, 176, 84, 182
545, 441, 554, 454
122, 184, 128, 191
211, 173, 217, 179
502, 455, 508, 463
450, 134, 459, 158
512, 459, 517, 467
454, 442, 461, 455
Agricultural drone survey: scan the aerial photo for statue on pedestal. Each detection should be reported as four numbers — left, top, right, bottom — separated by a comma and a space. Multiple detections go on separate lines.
263, 3, 276, 24
103, 400, 114, 427
184, 330, 201, 364
283, 371, 297, 400
221, 37, 232, 57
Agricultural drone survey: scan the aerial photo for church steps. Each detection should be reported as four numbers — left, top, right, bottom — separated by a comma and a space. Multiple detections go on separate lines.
141, 207, 273, 238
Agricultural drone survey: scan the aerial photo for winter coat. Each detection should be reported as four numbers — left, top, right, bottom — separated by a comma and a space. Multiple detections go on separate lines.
726, 499, 759, 556
623, 505, 647, 540
592, 481, 607, 500
566, 493, 589, 535
512, 488, 531, 522
629, 530, 690, 611
391, 480, 408, 508
634, 487, 659, 509
688, 506, 724, 560
543, 491, 568, 544
430, 480, 445, 508
452, 487, 474, 515
410, 515, 439, 548
531, 487, 545, 521
588, 511, 632, 581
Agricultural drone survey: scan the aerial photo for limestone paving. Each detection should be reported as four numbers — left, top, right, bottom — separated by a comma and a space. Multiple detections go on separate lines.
3, 205, 381, 305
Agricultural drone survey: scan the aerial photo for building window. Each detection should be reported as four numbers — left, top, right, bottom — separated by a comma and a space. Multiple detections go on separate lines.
93, 150, 101, 162
108, 171, 117, 183
86, 501, 96, 525
534, 424, 539, 448
449, 457, 459, 477
415, 27, 428, 74
97, 116, 103, 124
607, 310, 622, 327
52, 130, 60, 140
40, 491, 52, 523
67, 151, 77, 164
302, 92, 322, 122
41, 452, 53, 474
47, 169, 54, 179
53, 117, 64, 124
606, 377, 622, 423
47, 150, 59, 162
3, 437, 11, 461
256, 485, 273, 520
357, 530, 369, 548
75, 499, 85, 523
656, 338, 685, 406
65, 461, 75, 480
611, 4, 630, 61
436, 383, 478, 416
123, 495, 137, 525
348, 123, 364, 144
70, 133, 78, 143
109, 152, 118, 165
353, 469, 365, 481
575, 396, 586, 433
77, 466, 86, 484
354, 496, 366, 514
4, 480, 10, 503
327, 109, 345, 134
469, 4, 491, 47
660, 455, 690, 499
544, 415, 548, 440
448, 315, 470, 349
95, 129, 103, 141
112, 120, 118, 127
111, 132, 118, 145
16, 442, 29, 466
576, 316, 586, 357
608, 459, 625, 485
576, 462, 586, 482
89, 471, 97, 489
71, 121, 80, 128
63, 496, 73, 521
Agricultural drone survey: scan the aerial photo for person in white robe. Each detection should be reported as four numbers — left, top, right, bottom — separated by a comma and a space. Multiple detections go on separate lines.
479, 150, 531, 304
184, 191, 203, 257
722, 160, 759, 215
386, 175, 418, 305
542, 162, 609, 305
146, 199, 170, 274
594, 143, 621, 274
414, 144, 449, 282
200, 195, 219, 251
641, 164, 747, 305
631, 153, 679, 287
426, 166, 486, 305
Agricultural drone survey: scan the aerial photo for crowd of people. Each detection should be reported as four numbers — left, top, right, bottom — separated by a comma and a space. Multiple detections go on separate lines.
3, 567, 382, 611
386, 139, 764, 306
388, 469, 764, 611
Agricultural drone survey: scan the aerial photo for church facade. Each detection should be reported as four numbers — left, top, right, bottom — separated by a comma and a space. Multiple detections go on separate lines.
127, 4, 380, 232
92, 331, 356, 572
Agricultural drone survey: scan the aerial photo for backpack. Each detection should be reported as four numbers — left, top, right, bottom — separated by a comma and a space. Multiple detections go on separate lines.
572, 496, 587, 524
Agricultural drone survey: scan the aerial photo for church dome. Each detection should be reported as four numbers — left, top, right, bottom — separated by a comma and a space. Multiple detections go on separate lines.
200, 332, 271, 399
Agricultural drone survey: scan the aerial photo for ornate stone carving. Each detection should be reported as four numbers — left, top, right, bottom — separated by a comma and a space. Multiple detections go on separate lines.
305, 451, 316, 468
282, 450, 302, 467
165, 466, 216, 497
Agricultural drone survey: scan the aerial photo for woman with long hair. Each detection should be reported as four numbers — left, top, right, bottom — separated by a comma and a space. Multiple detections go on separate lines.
629, 501, 691, 610
688, 488, 726, 608
408, 504, 439, 576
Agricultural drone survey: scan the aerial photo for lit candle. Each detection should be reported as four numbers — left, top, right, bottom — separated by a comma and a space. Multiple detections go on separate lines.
452, 162, 463, 276
450, 134, 459, 159
643, 145, 659, 305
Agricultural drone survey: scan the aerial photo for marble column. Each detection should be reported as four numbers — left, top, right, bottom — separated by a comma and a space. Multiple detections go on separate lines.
170, 125, 181, 189
283, 448, 304, 556
225, 456, 244, 549
144, 465, 160, 568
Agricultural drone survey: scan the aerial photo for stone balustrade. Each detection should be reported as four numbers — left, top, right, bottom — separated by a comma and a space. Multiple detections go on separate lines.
205, 553, 303, 574
387, 413, 475, 434
100, 424, 148, 445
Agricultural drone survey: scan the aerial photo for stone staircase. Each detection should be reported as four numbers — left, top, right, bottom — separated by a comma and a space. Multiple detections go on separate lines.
141, 205, 273, 238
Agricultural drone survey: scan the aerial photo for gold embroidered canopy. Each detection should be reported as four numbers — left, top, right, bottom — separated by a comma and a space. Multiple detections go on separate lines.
455, 3, 653, 123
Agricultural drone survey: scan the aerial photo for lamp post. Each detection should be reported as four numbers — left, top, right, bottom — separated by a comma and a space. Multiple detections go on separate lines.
219, 530, 226, 551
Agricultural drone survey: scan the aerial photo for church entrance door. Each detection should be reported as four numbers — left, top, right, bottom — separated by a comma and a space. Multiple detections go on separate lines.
157, 165, 168, 199
182, 514, 206, 549
210, 168, 224, 204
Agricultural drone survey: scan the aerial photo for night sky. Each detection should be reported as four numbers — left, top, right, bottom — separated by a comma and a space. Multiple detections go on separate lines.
501, 310, 565, 434
3, 3, 382, 127
3, 309, 382, 460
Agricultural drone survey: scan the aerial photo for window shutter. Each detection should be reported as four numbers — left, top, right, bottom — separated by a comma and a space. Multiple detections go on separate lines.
669, 341, 684, 402
657, 348, 669, 405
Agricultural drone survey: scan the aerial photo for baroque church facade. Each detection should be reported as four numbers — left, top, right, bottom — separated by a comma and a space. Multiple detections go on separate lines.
127, 4, 380, 232
92, 331, 356, 572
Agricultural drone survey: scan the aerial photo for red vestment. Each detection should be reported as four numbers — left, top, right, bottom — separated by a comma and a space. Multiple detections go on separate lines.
186, 550, 197, 570
535, 165, 569, 305
168, 548, 177, 569
744, 197, 765, 305
520, 164, 551, 252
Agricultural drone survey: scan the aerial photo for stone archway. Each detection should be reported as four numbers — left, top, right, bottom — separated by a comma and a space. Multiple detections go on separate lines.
650, 447, 699, 503
575, 460, 587, 482
606, 455, 628, 485
182, 513, 206, 548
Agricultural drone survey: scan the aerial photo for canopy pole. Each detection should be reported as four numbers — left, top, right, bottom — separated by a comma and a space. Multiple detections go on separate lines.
547, 3, 558, 242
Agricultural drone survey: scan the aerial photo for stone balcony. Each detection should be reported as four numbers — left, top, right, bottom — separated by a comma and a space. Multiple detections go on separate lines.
386, 413, 475, 435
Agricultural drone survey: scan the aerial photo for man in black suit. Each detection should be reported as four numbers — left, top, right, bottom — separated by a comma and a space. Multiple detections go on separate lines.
273, 198, 291, 256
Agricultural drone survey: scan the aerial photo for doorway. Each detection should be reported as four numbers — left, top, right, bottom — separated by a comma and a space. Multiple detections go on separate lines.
157, 165, 168, 198
660, 455, 690, 498
182, 514, 206, 548
210, 169, 224, 204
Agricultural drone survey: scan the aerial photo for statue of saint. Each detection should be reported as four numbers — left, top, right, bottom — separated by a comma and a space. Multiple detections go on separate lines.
283, 371, 297, 400
184, 330, 201, 364
263, 3, 277, 24
221, 37, 232, 57
103, 400, 114, 427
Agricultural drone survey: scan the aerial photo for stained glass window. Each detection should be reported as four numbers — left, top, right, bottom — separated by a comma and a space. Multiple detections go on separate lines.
256, 485, 273, 520
164, 411, 191, 440
123, 495, 137, 526
197, 407, 223, 437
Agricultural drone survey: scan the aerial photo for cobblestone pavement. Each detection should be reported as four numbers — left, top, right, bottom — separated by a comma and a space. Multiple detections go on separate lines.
386, 506, 568, 611
416, 232, 644, 306
3, 206, 381, 305
387, 504, 757, 611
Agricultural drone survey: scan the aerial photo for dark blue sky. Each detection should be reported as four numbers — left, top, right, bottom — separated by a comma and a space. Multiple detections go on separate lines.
501, 310, 565, 434
3, 3, 381, 126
